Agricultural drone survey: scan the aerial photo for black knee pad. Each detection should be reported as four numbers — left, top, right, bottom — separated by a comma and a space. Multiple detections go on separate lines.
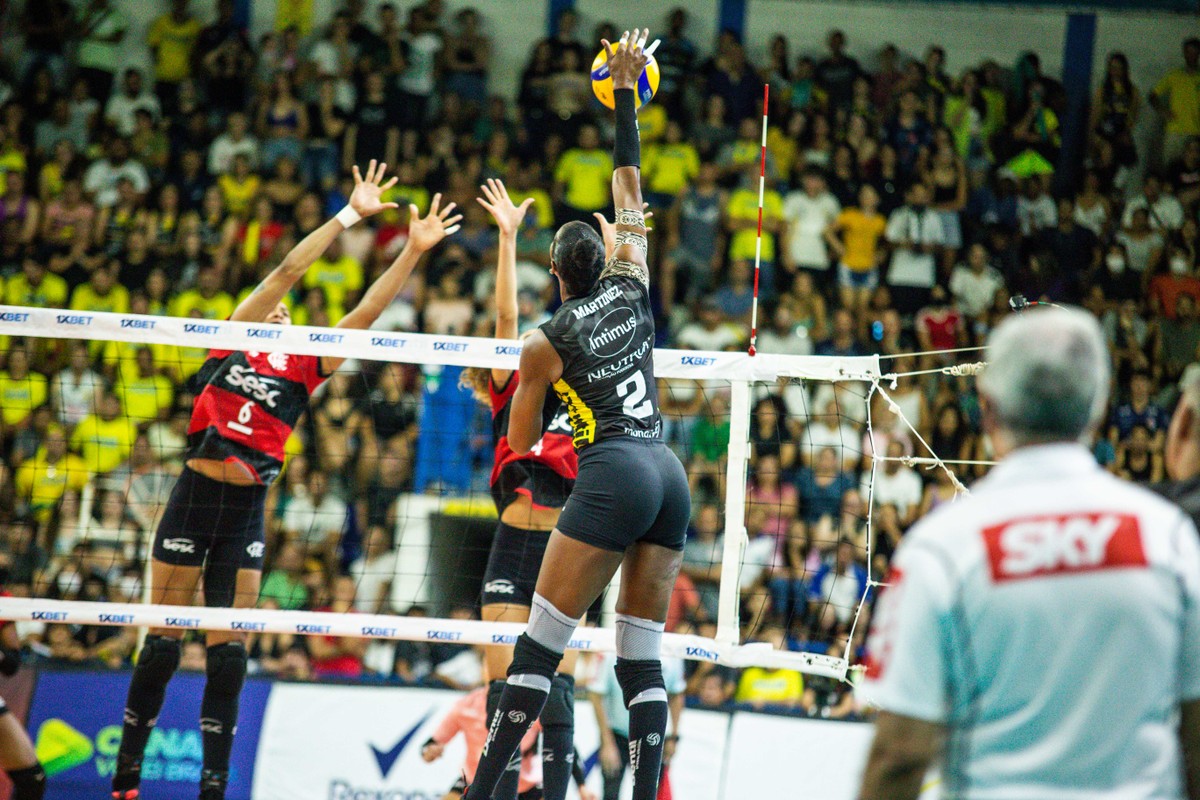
506, 633, 561, 683
541, 674, 575, 730
206, 642, 248, 697
8, 764, 45, 800
133, 636, 182, 685
486, 678, 506, 721
613, 658, 664, 709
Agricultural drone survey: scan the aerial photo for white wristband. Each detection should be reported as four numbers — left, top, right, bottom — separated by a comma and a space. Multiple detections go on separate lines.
335, 205, 362, 228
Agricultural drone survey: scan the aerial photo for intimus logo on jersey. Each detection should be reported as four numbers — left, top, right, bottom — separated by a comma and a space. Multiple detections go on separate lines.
571, 285, 623, 319
225, 364, 282, 408
982, 512, 1147, 583
589, 306, 638, 357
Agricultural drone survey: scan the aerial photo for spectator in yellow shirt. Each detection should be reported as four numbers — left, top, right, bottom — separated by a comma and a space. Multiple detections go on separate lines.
169, 266, 235, 320
0, 347, 48, 430
147, 0, 201, 110
16, 426, 89, 523
733, 627, 807, 710
71, 392, 138, 476
70, 262, 131, 315
303, 236, 363, 319
826, 184, 888, 318
725, 167, 784, 299
553, 125, 613, 223
644, 121, 700, 208
216, 154, 261, 218
1151, 37, 1200, 165
114, 347, 174, 427
5, 257, 68, 308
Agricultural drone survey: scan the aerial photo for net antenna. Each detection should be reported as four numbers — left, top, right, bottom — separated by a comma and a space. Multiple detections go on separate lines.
747, 83, 769, 357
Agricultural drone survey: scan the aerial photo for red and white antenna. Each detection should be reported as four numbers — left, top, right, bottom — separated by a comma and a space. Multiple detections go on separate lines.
748, 83, 769, 357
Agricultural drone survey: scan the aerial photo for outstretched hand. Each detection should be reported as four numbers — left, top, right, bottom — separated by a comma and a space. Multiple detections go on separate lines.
593, 203, 652, 260
348, 160, 400, 219
407, 193, 463, 253
601, 28, 651, 91
476, 178, 533, 237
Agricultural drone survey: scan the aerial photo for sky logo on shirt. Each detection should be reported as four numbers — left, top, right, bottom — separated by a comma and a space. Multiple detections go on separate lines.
982, 512, 1147, 582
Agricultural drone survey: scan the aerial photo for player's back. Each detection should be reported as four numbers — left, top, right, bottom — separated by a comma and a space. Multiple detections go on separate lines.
867, 444, 1200, 799
540, 274, 662, 450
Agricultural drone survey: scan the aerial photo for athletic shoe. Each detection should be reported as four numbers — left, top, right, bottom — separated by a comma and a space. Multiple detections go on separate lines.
111, 790, 140, 799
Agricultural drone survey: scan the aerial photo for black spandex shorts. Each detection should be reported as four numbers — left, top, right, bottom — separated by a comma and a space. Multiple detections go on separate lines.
152, 466, 268, 607
492, 460, 574, 514
481, 523, 551, 607
555, 438, 690, 553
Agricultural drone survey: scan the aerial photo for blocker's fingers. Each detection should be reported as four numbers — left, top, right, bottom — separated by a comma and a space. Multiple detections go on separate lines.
619, 30, 630, 49
366, 159, 378, 183
635, 29, 648, 51
376, 162, 388, 182
479, 183, 496, 204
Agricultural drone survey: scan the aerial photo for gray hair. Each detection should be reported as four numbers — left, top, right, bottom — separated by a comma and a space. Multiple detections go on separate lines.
978, 307, 1110, 443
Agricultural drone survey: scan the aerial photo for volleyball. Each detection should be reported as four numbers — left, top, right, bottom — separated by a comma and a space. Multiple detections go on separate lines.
590, 45, 660, 110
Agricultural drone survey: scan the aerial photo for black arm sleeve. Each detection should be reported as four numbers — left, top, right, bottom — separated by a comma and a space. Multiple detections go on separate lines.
613, 88, 640, 168
572, 746, 586, 785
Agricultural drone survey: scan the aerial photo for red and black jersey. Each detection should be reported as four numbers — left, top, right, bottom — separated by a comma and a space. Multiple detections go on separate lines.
489, 371, 577, 514
187, 349, 328, 485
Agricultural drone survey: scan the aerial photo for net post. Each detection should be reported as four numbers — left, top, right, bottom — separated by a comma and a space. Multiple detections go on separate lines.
716, 379, 753, 647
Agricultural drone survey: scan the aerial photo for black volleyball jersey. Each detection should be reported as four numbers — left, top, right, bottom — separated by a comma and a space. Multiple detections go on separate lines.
540, 275, 662, 450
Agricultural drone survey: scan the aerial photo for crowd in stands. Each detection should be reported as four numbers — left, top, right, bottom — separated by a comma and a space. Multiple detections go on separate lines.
0, 0, 1198, 719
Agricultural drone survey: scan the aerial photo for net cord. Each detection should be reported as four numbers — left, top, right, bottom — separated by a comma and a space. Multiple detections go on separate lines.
0, 305, 880, 384
0, 596, 848, 679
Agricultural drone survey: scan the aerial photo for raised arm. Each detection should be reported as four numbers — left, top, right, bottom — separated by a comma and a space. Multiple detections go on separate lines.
507, 330, 563, 455
231, 161, 399, 323
322, 194, 462, 373
477, 178, 534, 384
602, 29, 652, 286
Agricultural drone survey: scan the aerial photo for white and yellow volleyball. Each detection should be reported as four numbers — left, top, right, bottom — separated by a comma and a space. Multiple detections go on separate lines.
590, 44, 660, 111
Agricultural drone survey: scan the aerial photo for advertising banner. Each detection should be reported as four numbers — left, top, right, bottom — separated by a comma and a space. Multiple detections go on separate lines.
254, 683, 730, 800
28, 669, 270, 800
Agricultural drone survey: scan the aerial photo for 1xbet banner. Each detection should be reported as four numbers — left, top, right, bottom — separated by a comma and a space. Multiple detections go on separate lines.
28, 669, 269, 800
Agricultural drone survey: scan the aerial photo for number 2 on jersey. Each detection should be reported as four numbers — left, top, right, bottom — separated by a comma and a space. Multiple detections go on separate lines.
228, 401, 255, 436
617, 372, 654, 419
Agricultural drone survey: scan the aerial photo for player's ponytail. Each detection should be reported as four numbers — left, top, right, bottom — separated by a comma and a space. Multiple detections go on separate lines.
551, 221, 605, 298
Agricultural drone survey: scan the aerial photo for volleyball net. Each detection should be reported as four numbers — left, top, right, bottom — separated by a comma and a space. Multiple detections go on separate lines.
0, 303, 953, 681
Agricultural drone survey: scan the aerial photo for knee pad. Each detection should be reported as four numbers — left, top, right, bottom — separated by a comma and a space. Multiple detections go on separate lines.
614, 658, 665, 709
526, 594, 580, 654
206, 642, 248, 697
506, 633, 561, 684
486, 678, 506, 721
541, 674, 575, 730
615, 614, 664, 661
133, 636, 182, 685
8, 764, 45, 800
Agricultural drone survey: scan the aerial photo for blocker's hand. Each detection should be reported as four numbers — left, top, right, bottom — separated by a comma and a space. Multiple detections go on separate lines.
348, 160, 400, 219
477, 178, 533, 237
601, 28, 650, 91
407, 193, 463, 253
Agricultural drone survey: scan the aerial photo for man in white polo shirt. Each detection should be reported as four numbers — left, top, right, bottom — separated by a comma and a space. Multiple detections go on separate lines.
858, 307, 1200, 800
